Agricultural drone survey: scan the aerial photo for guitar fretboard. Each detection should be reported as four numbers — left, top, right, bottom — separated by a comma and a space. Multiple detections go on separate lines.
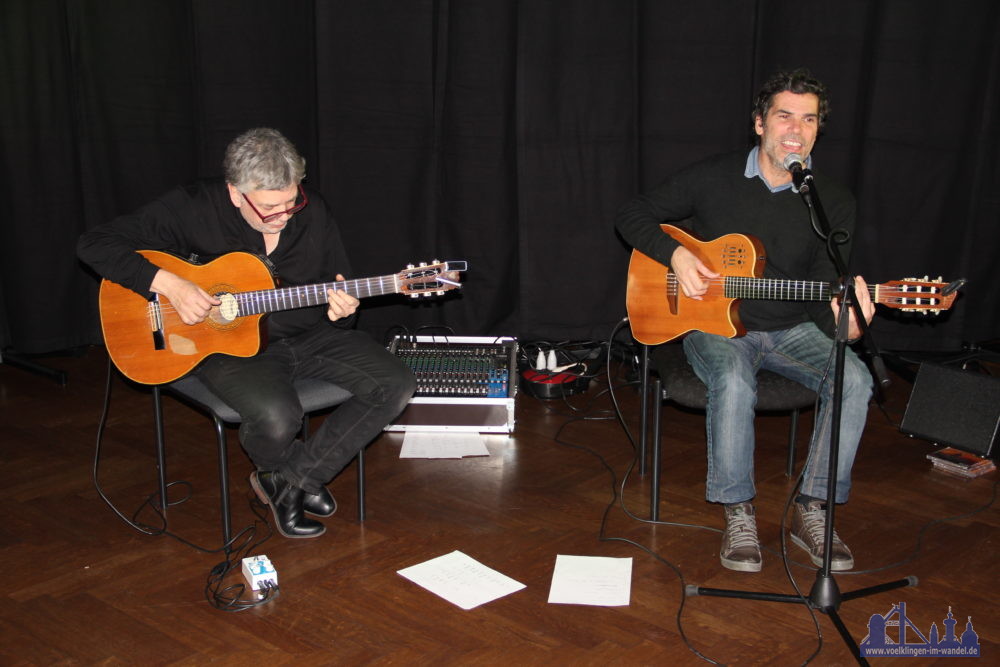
722, 277, 877, 302
235, 274, 400, 316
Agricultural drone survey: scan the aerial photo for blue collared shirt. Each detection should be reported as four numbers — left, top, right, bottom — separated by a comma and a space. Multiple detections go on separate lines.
744, 146, 812, 193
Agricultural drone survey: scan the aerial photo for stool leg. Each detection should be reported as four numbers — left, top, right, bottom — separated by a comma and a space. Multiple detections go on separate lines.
786, 408, 800, 477
651, 378, 662, 521
357, 448, 366, 522
152, 386, 169, 516
213, 417, 232, 552
639, 345, 650, 476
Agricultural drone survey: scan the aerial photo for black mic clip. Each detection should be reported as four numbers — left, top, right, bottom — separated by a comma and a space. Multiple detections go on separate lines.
782, 153, 813, 193
792, 166, 813, 192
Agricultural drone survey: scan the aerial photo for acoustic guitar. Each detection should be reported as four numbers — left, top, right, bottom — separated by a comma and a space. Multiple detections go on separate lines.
626, 224, 960, 345
100, 250, 467, 384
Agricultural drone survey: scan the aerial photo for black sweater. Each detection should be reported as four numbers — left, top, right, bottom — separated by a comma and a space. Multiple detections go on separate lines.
615, 152, 856, 336
77, 180, 354, 340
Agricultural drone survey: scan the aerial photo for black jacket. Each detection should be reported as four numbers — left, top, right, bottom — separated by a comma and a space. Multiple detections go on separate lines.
77, 179, 354, 340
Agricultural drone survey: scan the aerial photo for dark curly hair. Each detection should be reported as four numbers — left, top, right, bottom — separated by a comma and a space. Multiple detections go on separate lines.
751, 68, 830, 130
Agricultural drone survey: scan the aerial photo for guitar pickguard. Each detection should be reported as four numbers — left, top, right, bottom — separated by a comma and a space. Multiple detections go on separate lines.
167, 333, 199, 356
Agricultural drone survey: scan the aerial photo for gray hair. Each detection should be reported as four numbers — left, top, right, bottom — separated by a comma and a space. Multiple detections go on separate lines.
223, 127, 306, 192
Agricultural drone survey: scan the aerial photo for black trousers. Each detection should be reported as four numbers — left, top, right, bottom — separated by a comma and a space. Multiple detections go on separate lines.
195, 323, 415, 494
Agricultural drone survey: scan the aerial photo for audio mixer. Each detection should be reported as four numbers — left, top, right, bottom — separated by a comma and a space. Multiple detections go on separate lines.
384, 335, 518, 433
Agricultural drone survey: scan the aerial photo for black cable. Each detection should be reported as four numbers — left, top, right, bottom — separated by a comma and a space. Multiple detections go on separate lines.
529, 319, 723, 663
548, 379, 724, 664
91, 355, 279, 609
204, 496, 281, 611
381, 324, 412, 347
412, 324, 457, 338
604, 317, 999, 664
92, 356, 259, 554
598, 317, 849, 663
91, 357, 164, 537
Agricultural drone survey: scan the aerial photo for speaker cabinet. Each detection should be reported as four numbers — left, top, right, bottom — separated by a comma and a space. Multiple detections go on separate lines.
900, 363, 1000, 457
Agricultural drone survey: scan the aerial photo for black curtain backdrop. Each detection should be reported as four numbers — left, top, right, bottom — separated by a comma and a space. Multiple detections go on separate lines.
2, 0, 998, 355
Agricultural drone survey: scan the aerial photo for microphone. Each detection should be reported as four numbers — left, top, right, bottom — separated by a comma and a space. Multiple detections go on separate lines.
782, 153, 812, 191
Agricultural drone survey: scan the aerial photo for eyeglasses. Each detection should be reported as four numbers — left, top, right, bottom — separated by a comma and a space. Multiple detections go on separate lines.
241, 184, 309, 223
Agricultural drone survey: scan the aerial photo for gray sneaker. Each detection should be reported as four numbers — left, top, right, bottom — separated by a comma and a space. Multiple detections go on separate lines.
720, 502, 762, 572
790, 500, 854, 571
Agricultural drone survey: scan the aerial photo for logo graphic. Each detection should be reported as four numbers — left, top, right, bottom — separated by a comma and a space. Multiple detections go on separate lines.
860, 602, 981, 658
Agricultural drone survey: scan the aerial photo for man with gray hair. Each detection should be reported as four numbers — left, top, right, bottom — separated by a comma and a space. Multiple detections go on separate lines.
79, 127, 416, 539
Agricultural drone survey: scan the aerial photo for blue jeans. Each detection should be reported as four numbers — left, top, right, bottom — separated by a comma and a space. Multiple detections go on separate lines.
195, 323, 415, 495
681, 322, 872, 505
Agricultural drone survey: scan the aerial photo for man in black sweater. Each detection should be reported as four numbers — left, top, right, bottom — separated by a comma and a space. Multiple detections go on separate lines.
616, 70, 874, 572
79, 128, 416, 539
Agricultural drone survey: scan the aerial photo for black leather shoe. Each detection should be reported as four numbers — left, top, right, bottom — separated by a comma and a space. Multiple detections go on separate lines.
303, 486, 337, 518
250, 471, 326, 539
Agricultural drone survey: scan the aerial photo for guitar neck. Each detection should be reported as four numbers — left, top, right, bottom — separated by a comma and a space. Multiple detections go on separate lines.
724, 277, 876, 303
237, 274, 399, 316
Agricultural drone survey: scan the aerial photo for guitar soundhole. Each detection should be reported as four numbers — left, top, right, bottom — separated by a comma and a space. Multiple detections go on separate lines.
207, 290, 240, 330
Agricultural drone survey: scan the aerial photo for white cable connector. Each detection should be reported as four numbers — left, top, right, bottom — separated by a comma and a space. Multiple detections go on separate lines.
534, 349, 584, 373
242, 555, 278, 595
549, 362, 584, 373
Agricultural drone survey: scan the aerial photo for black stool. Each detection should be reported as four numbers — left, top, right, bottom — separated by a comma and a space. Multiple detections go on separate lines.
639, 343, 817, 520
152, 376, 360, 549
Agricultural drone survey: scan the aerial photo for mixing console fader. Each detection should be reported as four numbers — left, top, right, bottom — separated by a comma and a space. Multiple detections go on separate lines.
385, 335, 518, 433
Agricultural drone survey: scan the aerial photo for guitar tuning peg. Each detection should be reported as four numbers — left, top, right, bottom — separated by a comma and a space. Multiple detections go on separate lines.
433, 258, 441, 264
406, 263, 415, 269
409, 293, 418, 299
419, 261, 427, 267
436, 290, 445, 296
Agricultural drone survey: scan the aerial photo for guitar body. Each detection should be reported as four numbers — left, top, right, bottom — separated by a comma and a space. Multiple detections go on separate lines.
99, 252, 469, 385
626, 224, 766, 345
99, 250, 273, 385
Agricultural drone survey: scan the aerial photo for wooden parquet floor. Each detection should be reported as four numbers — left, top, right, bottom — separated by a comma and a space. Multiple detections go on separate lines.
1, 345, 996, 665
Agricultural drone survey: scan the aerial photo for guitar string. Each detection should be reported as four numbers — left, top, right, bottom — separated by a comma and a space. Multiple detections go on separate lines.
664, 276, 946, 305
143, 272, 451, 319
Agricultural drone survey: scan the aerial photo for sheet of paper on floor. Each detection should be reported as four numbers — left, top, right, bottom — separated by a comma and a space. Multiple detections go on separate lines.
397, 550, 526, 610
547, 555, 632, 606
399, 431, 490, 458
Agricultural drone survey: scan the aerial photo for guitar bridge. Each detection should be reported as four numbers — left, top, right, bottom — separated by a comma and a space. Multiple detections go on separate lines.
148, 296, 165, 350
666, 271, 679, 314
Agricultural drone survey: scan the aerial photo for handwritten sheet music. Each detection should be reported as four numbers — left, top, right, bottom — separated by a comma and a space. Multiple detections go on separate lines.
397, 550, 526, 610
547, 555, 632, 606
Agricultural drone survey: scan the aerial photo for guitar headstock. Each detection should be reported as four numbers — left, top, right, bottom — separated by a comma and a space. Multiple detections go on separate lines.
398, 260, 468, 297
877, 276, 963, 314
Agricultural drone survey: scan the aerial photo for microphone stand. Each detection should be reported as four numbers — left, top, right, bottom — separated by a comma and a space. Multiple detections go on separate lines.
684, 169, 915, 666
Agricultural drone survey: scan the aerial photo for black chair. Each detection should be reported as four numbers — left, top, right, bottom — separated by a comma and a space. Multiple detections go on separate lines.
151, 376, 359, 550
638, 343, 817, 520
